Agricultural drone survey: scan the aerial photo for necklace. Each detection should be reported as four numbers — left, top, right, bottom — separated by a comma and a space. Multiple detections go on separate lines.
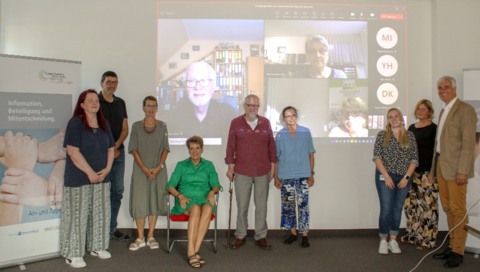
93, 128, 97, 134
143, 118, 157, 134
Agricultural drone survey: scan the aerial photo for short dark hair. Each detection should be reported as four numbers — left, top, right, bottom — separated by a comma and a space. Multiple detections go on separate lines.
186, 135, 204, 149
143, 95, 157, 107
101, 71, 118, 83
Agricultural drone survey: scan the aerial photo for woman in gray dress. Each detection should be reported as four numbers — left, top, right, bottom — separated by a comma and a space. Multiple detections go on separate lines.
128, 96, 170, 251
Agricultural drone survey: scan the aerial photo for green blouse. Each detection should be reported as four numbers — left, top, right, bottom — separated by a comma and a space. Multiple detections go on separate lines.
166, 158, 223, 215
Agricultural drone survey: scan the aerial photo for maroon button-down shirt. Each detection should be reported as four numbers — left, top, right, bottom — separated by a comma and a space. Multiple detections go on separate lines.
225, 115, 277, 177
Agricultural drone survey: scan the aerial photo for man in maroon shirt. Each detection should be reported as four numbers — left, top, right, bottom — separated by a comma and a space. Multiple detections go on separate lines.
225, 94, 277, 250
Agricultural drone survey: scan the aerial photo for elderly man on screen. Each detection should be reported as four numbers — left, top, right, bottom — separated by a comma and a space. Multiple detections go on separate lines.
428, 76, 477, 269
168, 61, 236, 139
225, 94, 277, 250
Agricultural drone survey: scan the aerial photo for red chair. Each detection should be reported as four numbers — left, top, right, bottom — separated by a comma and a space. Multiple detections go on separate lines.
166, 193, 219, 253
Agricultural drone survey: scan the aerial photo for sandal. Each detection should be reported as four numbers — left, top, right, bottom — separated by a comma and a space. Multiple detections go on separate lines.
195, 252, 206, 265
416, 246, 426, 251
188, 254, 202, 269
147, 237, 159, 250
129, 238, 146, 251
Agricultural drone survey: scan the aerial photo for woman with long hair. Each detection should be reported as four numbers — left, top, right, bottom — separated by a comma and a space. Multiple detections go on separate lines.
60, 90, 115, 268
373, 108, 418, 255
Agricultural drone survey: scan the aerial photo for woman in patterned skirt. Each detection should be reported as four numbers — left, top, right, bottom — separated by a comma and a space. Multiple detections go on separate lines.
60, 90, 115, 268
400, 99, 438, 250
274, 106, 315, 248
373, 108, 418, 255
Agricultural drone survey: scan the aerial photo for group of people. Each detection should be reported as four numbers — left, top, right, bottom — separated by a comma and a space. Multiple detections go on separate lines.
9, 68, 472, 270
56, 67, 315, 269
373, 76, 477, 269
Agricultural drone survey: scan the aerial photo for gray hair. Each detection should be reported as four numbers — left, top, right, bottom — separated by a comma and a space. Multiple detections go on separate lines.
182, 61, 216, 83
437, 76, 456, 88
305, 35, 331, 53
244, 94, 260, 104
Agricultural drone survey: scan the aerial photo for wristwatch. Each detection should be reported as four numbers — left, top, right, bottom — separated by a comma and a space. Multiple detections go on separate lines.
311, 171, 315, 175
160, 163, 164, 168
404, 175, 410, 180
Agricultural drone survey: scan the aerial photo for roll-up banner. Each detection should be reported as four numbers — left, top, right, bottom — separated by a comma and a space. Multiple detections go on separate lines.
0, 54, 81, 268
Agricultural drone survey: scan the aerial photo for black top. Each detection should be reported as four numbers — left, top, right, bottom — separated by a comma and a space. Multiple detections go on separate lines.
63, 117, 115, 187
99, 91, 128, 150
408, 122, 437, 173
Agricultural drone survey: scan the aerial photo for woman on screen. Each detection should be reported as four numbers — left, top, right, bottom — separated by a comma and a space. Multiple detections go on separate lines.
400, 99, 438, 250
373, 108, 418, 255
328, 96, 368, 137
60, 90, 115, 268
128, 96, 170, 251
274, 106, 315, 248
291, 35, 348, 79
167, 136, 222, 268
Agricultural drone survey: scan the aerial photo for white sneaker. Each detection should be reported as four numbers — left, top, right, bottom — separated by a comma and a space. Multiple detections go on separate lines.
388, 240, 401, 254
379, 240, 389, 254
90, 250, 112, 259
65, 257, 87, 268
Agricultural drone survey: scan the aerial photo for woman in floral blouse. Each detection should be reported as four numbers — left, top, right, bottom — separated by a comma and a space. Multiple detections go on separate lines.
373, 108, 418, 255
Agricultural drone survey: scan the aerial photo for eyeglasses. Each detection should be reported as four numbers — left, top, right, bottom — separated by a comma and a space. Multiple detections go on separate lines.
284, 114, 297, 119
244, 104, 260, 108
105, 80, 119, 85
306, 48, 328, 55
186, 79, 213, 88
144, 105, 157, 109
343, 110, 362, 118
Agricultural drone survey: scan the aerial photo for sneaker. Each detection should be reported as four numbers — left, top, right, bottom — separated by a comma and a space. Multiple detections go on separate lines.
388, 239, 401, 254
110, 229, 130, 241
65, 257, 86, 268
379, 240, 389, 255
90, 250, 112, 259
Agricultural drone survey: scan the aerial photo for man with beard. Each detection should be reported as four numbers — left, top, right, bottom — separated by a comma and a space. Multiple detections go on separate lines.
168, 62, 236, 140
225, 94, 277, 250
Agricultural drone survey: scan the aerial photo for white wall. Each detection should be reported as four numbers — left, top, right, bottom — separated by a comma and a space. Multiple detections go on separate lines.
2, 0, 477, 232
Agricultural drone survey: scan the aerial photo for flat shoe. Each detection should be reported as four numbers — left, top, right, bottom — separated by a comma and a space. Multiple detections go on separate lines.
147, 237, 159, 250
129, 238, 146, 251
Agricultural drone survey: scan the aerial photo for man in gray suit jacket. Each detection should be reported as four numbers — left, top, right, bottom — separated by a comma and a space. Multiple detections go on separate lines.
429, 76, 477, 268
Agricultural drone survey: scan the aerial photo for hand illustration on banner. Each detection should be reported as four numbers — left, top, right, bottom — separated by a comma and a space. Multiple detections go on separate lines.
0, 129, 66, 226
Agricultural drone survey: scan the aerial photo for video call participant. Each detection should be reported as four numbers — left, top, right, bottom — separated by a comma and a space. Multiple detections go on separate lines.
328, 96, 368, 137
168, 61, 236, 139
99, 71, 130, 242
226, 94, 277, 250
291, 35, 348, 79
429, 76, 477, 268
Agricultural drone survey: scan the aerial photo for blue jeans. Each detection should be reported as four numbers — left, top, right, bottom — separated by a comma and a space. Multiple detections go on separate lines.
110, 148, 125, 231
375, 170, 412, 238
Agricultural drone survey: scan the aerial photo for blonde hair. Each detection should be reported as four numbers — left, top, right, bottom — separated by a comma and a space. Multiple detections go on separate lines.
413, 99, 434, 120
384, 108, 410, 148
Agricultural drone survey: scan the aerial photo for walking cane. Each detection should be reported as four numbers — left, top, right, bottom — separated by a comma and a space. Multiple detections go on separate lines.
227, 177, 234, 249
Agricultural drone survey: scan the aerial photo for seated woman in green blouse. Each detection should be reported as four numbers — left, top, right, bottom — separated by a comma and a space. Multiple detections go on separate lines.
167, 135, 222, 269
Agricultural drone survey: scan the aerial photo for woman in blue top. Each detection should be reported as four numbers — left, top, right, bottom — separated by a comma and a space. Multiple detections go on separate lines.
60, 90, 115, 268
274, 106, 315, 248
167, 136, 222, 268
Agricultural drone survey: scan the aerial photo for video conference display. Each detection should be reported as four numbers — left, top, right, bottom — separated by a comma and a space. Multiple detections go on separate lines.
157, 2, 407, 145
